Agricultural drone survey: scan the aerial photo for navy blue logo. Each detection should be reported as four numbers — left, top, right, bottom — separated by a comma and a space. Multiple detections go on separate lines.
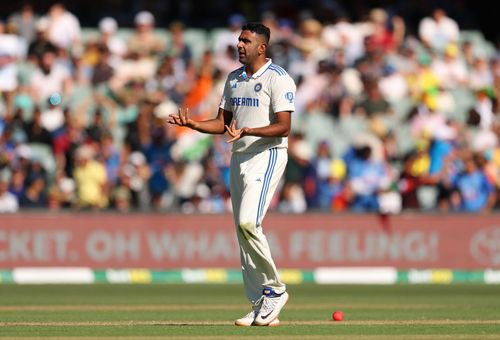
254, 83, 262, 92
285, 92, 294, 103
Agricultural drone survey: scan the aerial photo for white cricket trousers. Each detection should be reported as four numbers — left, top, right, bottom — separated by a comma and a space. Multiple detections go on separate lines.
230, 147, 287, 305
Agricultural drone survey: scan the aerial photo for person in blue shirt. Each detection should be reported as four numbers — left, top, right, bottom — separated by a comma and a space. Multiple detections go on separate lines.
453, 154, 496, 212
347, 145, 388, 212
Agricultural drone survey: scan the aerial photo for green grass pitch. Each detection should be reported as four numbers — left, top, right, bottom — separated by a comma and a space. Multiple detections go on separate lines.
1, 283, 499, 338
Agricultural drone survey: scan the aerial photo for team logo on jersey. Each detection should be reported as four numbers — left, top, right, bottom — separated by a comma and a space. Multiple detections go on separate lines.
254, 83, 262, 92
230, 79, 238, 88
285, 92, 294, 103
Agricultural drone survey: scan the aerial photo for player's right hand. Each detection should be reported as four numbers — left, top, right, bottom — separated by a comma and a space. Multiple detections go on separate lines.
167, 108, 194, 128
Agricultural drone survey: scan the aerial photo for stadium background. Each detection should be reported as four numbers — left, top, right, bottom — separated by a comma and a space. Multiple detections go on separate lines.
0, 0, 499, 286
0, 0, 498, 40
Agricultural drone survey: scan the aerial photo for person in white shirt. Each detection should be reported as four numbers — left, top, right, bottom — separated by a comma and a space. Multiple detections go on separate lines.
0, 20, 21, 101
29, 48, 72, 132
168, 22, 295, 327
0, 171, 19, 213
418, 8, 459, 52
30, 48, 71, 103
98, 17, 127, 63
431, 43, 467, 89
213, 13, 245, 58
322, 13, 364, 65
46, 2, 81, 52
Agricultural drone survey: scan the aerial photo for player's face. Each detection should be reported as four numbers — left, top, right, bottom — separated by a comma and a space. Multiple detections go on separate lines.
237, 30, 265, 65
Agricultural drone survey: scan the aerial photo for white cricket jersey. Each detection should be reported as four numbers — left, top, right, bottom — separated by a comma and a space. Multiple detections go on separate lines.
219, 59, 296, 153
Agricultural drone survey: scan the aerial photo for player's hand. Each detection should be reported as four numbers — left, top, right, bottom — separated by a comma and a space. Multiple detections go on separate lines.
167, 108, 195, 128
225, 120, 249, 143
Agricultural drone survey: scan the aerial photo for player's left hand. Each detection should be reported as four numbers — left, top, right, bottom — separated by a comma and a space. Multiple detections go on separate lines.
225, 120, 249, 143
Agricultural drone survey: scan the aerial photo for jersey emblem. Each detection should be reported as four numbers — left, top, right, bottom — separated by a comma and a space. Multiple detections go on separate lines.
285, 92, 294, 103
230, 79, 238, 88
254, 83, 262, 92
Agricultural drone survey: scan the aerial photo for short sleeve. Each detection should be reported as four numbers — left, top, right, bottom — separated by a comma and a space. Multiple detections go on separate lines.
271, 75, 296, 113
219, 77, 233, 112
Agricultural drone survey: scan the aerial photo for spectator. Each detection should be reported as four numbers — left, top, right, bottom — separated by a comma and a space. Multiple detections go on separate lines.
354, 79, 393, 117
73, 145, 108, 209
145, 56, 186, 104
0, 170, 19, 212
120, 151, 151, 211
321, 12, 364, 65
0, 5, 498, 213
97, 16, 127, 64
8, 168, 26, 202
47, 185, 62, 211
278, 182, 307, 213
454, 154, 496, 212
55, 176, 77, 208
167, 21, 192, 70
46, 2, 81, 52
213, 13, 245, 55
85, 109, 107, 142
91, 45, 114, 86
472, 89, 496, 130
19, 175, 46, 207
289, 18, 327, 82
30, 48, 72, 105
127, 11, 164, 58
166, 159, 204, 212
469, 55, 494, 92
307, 140, 348, 211
24, 106, 52, 145
0, 20, 23, 114
214, 44, 241, 75
52, 109, 84, 178
27, 17, 57, 61
398, 151, 421, 209
265, 18, 296, 70
348, 145, 390, 212
418, 7, 459, 52
431, 43, 467, 89
97, 130, 121, 186
379, 64, 409, 102
144, 127, 174, 209
280, 132, 312, 212
112, 185, 132, 212
8, 2, 39, 44
366, 8, 405, 53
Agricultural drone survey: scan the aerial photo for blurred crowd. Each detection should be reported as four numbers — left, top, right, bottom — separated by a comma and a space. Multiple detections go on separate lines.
0, 3, 499, 214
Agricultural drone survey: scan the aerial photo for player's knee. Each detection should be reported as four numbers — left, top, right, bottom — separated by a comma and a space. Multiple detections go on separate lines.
238, 222, 255, 232
238, 222, 256, 239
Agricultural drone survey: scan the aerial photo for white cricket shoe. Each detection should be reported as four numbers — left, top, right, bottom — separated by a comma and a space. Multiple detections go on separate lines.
234, 310, 280, 326
253, 288, 289, 326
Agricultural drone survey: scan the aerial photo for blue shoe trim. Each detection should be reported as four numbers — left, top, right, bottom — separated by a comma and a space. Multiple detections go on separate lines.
262, 287, 284, 298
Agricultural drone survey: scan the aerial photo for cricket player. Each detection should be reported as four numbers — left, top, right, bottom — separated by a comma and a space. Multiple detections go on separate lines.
168, 22, 296, 326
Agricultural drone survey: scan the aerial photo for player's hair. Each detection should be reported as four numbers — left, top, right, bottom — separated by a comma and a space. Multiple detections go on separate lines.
241, 22, 270, 44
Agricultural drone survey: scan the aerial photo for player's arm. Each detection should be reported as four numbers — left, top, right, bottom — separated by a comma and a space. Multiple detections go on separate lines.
167, 107, 233, 135
226, 111, 291, 143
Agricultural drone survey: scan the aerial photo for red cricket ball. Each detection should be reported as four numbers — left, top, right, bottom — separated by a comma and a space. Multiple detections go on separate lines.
332, 310, 344, 321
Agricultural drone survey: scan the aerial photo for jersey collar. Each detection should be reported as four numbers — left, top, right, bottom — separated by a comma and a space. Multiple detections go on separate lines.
241, 59, 272, 80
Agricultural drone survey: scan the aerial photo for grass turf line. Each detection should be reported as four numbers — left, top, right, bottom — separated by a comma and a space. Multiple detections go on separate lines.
0, 283, 499, 338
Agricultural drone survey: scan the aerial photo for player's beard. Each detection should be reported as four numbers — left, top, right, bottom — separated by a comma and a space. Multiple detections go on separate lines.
238, 50, 247, 64
238, 49, 256, 66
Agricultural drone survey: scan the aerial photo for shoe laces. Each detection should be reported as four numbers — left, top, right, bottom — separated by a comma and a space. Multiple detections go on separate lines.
257, 294, 279, 315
